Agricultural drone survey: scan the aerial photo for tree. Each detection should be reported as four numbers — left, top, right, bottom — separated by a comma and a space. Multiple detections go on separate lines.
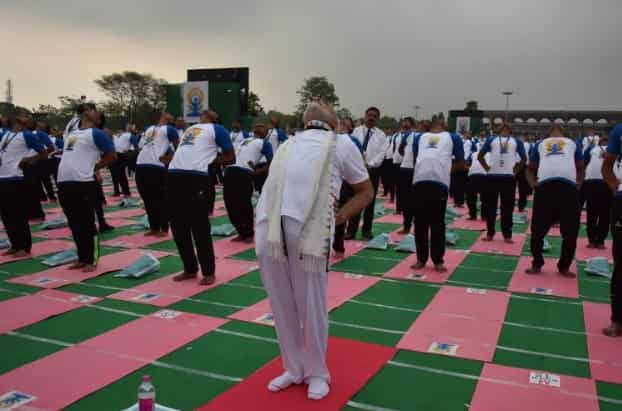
295, 76, 340, 116
248, 91, 264, 117
377, 116, 399, 130
94, 71, 167, 123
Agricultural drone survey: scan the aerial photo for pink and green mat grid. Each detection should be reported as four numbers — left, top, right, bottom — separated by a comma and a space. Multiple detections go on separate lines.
0, 182, 621, 410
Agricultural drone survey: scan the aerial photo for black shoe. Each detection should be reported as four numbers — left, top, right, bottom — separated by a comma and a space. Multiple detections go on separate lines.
99, 224, 115, 233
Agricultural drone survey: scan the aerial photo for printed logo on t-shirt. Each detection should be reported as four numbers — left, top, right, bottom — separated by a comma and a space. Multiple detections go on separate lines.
544, 139, 566, 156
426, 135, 440, 149
65, 135, 78, 151
180, 127, 201, 146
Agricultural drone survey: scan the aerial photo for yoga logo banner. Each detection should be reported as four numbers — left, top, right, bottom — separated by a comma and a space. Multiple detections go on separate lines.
183, 81, 209, 123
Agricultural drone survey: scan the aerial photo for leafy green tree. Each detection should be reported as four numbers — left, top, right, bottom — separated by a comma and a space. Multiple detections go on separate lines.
248, 91, 264, 117
295, 76, 340, 116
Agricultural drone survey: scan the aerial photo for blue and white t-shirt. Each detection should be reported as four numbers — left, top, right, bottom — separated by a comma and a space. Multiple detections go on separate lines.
230, 130, 250, 149
0, 130, 45, 180
529, 137, 582, 186
582, 135, 599, 151
169, 123, 233, 176
34, 130, 54, 151
584, 144, 607, 181
57, 128, 114, 183
266, 128, 288, 153
137, 125, 179, 168
231, 137, 273, 173
412, 132, 464, 188
606, 123, 622, 192
114, 132, 134, 153
479, 135, 526, 177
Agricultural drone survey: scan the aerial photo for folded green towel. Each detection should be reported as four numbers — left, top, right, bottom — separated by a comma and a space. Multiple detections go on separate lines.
446, 229, 459, 245
41, 217, 68, 230
585, 257, 612, 279
115, 254, 160, 278
396, 234, 416, 253
513, 213, 528, 224
119, 198, 141, 208
211, 223, 237, 237
374, 204, 386, 218
42, 249, 78, 267
367, 233, 390, 250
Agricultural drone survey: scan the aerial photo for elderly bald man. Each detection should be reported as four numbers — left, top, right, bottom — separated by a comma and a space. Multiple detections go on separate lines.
255, 102, 373, 400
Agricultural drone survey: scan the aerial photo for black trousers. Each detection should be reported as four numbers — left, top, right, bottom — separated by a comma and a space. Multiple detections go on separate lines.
49, 157, 61, 182
380, 159, 396, 200
127, 152, 137, 176
398, 168, 414, 231
22, 163, 45, 220
450, 169, 468, 207
583, 180, 612, 245
485, 176, 516, 239
333, 182, 355, 253
109, 154, 130, 196
516, 168, 532, 211
530, 180, 580, 270
466, 174, 489, 220
94, 179, 107, 227
58, 181, 99, 265
136, 166, 169, 232
167, 173, 215, 277
38, 160, 56, 200
223, 167, 255, 238
610, 194, 622, 323
413, 182, 448, 265
393, 163, 404, 212
349, 167, 381, 236
207, 163, 221, 215
0, 180, 32, 252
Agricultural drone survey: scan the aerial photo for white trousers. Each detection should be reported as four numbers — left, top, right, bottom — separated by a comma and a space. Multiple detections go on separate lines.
257, 216, 330, 383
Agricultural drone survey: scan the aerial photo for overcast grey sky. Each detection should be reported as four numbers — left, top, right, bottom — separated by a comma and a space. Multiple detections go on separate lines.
1, 0, 621, 118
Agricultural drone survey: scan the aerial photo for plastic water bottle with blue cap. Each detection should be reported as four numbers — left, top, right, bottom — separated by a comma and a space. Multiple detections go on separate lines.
138, 375, 155, 411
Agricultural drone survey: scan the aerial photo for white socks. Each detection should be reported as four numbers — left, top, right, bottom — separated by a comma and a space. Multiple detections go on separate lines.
267, 374, 330, 400
307, 377, 330, 400
268, 372, 298, 392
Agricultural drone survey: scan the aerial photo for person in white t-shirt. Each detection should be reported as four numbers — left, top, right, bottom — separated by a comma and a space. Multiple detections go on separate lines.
136, 113, 179, 236
411, 118, 465, 272
167, 110, 235, 286
397, 120, 429, 234
255, 102, 372, 400
110, 125, 135, 197
582, 136, 611, 248
229, 120, 250, 150
526, 124, 584, 277
0, 113, 47, 257
223, 120, 273, 242
381, 127, 397, 202
516, 135, 534, 211
466, 149, 490, 221
449, 131, 472, 208
349, 107, 388, 239
58, 108, 117, 272
478, 124, 527, 242
602, 123, 622, 337
582, 128, 599, 151
393, 118, 415, 216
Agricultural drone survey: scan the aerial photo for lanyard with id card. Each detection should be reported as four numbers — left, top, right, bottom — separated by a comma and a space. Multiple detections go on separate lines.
0, 132, 18, 168
498, 136, 511, 169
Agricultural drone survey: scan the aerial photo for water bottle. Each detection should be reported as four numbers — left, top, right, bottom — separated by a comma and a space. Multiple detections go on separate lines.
138, 375, 155, 411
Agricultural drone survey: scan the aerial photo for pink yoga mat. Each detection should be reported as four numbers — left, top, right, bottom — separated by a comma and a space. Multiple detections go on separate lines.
449, 216, 487, 230
374, 213, 403, 224
575, 238, 614, 263
0, 289, 101, 334
229, 271, 380, 325
214, 237, 255, 257
33, 219, 135, 240
0, 311, 226, 411
101, 232, 173, 248
507, 257, 578, 298
469, 363, 599, 411
8, 250, 171, 289
0, 240, 73, 265
109, 259, 259, 307
470, 233, 527, 257
397, 286, 509, 361
384, 250, 467, 284
105, 208, 146, 219
582, 301, 622, 384
381, 200, 396, 209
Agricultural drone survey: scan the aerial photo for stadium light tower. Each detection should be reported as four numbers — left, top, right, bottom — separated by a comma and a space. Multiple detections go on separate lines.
414, 105, 421, 121
502, 91, 513, 123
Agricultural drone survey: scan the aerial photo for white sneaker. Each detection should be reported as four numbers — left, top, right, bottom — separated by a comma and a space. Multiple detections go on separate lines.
268, 372, 298, 392
307, 377, 330, 400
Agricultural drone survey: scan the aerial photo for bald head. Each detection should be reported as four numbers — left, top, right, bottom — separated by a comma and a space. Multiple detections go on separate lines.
303, 102, 338, 130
